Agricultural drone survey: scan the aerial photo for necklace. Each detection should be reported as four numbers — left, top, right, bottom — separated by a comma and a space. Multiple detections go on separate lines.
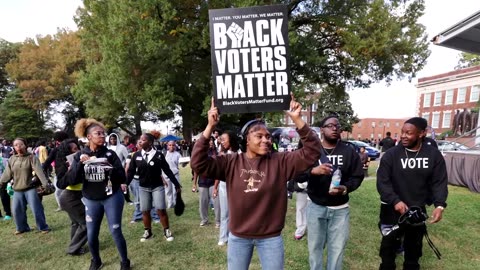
322, 141, 338, 156
404, 144, 422, 159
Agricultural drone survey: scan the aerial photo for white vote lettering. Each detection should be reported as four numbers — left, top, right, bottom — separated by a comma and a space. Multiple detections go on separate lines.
400, 158, 429, 169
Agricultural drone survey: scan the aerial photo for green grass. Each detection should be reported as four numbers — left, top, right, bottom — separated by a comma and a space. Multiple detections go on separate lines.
0, 164, 479, 269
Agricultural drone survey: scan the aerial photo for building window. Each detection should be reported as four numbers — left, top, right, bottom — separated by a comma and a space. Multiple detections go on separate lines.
470, 85, 480, 102
386, 122, 390, 128
357, 121, 362, 127
442, 111, 451, 128
445, 89, 453, 105
395, 122, 399, 127
433, 91, 442, 106
432, 112, 440, 128
301, 115, 307, 122
422, 113, 430, 122
457, 87, 466, 103
311, 103, 317, 112
311, 115, 314, 125
372, 121, 376, 128
423, 93, 431, 107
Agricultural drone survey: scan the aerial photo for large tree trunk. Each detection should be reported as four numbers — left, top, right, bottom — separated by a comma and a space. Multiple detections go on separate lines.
182, 107, 192, 142
134, 115, 142, 138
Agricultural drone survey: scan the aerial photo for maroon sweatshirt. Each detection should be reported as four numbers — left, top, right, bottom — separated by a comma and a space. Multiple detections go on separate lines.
191, 124, 321, 238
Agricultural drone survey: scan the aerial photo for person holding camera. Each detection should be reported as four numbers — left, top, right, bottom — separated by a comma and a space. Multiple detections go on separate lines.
377, 117, 448, 270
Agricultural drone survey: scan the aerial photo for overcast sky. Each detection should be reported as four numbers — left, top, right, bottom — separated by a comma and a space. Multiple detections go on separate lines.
1, 0, 479, 131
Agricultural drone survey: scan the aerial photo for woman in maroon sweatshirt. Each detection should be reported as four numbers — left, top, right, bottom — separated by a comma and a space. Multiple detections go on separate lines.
191, 97, 321, 270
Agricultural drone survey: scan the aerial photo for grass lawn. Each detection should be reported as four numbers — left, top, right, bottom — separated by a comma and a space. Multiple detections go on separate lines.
0, 162, 479, 269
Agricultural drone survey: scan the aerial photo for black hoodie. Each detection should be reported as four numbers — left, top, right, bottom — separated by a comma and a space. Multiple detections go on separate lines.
67, 146, 126, 200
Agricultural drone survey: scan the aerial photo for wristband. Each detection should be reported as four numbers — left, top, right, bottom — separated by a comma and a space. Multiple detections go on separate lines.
436, 206, 445, 210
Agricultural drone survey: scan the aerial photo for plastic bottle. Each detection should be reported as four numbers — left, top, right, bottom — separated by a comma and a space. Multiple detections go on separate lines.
329, 167, 342, 192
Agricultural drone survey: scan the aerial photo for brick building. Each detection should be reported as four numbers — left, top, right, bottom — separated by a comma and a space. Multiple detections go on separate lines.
416, 65, 480, 136
350, 118, 408, 142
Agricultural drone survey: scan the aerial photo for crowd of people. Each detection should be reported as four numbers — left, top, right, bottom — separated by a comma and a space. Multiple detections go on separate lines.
0, 100, 448, 270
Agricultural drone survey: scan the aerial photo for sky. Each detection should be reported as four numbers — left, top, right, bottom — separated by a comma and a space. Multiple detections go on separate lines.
1, 0, 480, 132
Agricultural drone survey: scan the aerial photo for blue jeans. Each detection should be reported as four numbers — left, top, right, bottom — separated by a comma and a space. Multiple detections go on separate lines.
83, 190, 128, 264
227, 234, 284, 270
218, 182, 229, 243
12, 188, 49, 232
307, 203, 350, 270
129, 180, 159, 221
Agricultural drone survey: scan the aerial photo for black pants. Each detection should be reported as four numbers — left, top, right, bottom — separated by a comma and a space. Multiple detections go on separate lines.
379, 204, 425, 270
0, 185, 11, 217
59, 190, 87, 254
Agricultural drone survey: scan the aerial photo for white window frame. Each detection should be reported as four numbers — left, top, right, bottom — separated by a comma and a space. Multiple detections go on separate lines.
445, 89, 453, 105
422, 113, 430, 122
470, 86, 480, 102
457, 87, 466, 104
423, 93, 431, 107
432, 112, 440, 129
433, 91, 442, 106
442, 111, 451, 128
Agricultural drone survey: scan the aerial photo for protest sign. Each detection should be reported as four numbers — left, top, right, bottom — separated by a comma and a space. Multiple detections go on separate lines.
209, 5, 291, 113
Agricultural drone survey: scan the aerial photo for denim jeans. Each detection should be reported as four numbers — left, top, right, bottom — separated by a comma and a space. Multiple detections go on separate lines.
83, 190, 128, 264
218, 182, 229, 243
129, 179, 159, 221
12, 188, 49, 232
227, 234, 284, 270
307, 203, 350, 270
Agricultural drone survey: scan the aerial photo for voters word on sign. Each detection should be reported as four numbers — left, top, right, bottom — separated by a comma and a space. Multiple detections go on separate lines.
209, 5, 291, 114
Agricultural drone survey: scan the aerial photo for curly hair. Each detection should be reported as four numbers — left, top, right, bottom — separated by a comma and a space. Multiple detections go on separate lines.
74, 118, 106, 138
150, 130, 162, 140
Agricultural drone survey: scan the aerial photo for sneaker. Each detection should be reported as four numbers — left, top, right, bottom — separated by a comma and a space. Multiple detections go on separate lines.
199, 221, 209, 227
218, 241, 227, 246
3, 215, 11, 221
40, 229, 51, 234
120, 259, 131, 270
67, 247, 87, 256
89, 259, 103, 270
140, 230, 154, 242
164, 228, 174, 241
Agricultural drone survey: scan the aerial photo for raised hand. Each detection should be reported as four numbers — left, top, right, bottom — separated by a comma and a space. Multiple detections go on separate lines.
208, 97, 220, 128
285, 93, 304, 128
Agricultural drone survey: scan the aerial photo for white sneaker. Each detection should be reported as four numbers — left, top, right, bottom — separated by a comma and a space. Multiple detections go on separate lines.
217, 241, 226, 246
140, 230, 153, 242
164, 229, 174, 242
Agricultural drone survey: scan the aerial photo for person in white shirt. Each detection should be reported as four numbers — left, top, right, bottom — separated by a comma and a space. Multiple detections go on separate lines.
107, 134, 129, 168
163, 140, 181, 208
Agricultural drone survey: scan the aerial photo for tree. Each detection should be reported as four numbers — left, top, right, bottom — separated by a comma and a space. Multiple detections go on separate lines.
5, 30, 86, 132
313, 85, 359, 133
0, 88, 47, 140
0, 39, 20, 101
74, 0, 429, 139
455, 52, 480, 70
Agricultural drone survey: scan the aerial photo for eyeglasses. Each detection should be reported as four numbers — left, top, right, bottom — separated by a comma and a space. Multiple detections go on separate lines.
322, 124, 341, 130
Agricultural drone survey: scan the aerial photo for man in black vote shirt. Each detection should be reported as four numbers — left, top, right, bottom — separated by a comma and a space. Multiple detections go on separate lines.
377, 117, 448, 270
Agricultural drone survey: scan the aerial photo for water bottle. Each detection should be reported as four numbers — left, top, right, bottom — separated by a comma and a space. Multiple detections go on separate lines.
329, 167, 342, 192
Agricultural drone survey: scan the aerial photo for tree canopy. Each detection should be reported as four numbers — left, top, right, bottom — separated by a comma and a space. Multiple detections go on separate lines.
0, 39, 20, 101
5, 30, 86, 134
313, 86, 359, 133
455, 52, 480, 70
0, 88, 47, 140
